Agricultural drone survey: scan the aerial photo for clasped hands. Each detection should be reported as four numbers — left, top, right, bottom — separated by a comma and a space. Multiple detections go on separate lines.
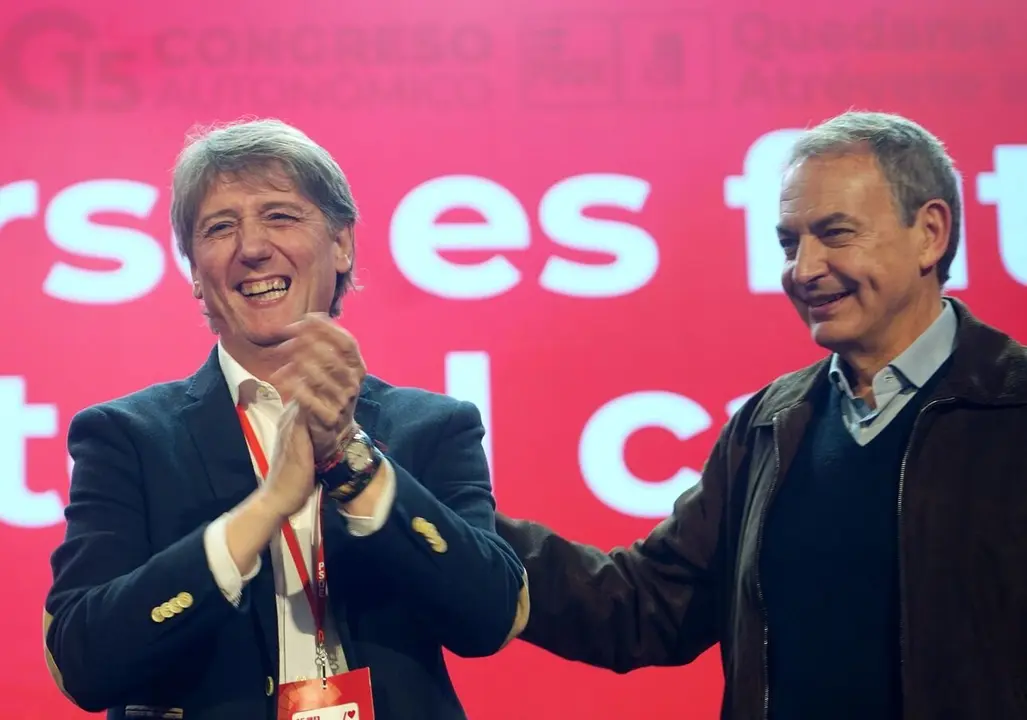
262, 313, 368, 519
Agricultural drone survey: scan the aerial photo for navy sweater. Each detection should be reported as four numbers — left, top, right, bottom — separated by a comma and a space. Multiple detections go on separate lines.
759, 363, 948, 719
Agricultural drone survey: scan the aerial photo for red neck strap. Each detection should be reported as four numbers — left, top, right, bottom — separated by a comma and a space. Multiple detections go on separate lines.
235, 405, 327, 649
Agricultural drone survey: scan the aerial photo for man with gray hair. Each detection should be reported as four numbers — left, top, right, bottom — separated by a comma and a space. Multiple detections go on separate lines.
498, 110, 1027, 719
43, 118, 529, 720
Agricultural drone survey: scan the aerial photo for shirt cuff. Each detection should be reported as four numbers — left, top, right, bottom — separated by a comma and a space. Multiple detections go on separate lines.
340, 461, 396, 537
204, 513, 261, 607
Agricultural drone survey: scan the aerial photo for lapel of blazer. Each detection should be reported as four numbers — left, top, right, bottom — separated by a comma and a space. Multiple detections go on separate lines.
319, 383, 382, 669
180, 347, 279, 671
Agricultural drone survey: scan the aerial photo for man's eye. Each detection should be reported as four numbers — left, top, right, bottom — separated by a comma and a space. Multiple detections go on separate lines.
267, 213, 298, 221
205, 222, 232, 236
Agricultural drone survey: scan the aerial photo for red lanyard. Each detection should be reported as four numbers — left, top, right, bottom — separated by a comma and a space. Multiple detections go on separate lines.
235, 405, 328, 657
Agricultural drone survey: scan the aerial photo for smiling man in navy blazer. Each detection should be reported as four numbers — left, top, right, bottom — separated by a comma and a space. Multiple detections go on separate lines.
43, 118, 529, 720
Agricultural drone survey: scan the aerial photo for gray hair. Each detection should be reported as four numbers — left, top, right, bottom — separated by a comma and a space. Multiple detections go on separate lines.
171, 118, 360, 316
787, 110, 961, 285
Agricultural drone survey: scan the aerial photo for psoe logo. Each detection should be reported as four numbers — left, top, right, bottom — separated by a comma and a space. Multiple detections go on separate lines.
0, 9, 141, 112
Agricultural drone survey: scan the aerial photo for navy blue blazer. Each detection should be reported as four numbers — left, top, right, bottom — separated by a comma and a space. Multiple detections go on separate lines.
44, 347, 528, 720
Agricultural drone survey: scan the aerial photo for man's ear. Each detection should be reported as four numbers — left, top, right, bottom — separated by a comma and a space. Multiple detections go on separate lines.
916, 198, 952, 276
334, 224, 354, 275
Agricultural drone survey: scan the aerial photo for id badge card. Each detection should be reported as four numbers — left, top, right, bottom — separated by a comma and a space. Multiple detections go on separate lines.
278, 667, 374, 720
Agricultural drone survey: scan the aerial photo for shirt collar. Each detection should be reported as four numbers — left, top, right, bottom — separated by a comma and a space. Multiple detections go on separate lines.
217, 342, 280, 408
829, 298, 958, 398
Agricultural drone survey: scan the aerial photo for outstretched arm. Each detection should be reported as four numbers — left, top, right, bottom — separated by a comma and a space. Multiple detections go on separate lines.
496, 430, 732, 673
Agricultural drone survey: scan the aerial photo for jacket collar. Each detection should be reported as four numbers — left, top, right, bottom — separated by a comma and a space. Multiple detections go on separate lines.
751, 297, 1027, 427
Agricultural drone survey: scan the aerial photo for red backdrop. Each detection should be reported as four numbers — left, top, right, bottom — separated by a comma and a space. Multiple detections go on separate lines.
2, 0, 1026, 717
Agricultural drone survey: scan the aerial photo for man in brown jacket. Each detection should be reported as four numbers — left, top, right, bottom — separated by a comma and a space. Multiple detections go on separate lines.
498, 111, 1027, 720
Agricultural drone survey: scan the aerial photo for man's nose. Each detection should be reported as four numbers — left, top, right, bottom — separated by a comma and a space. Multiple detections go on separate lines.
791, 236, 828, 285
237, 218, 273, 263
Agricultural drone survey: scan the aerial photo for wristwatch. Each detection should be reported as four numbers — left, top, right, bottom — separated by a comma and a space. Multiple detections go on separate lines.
315, 428, 384, 503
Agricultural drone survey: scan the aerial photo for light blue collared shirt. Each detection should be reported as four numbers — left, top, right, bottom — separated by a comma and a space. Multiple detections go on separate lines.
828, 299, 958, 446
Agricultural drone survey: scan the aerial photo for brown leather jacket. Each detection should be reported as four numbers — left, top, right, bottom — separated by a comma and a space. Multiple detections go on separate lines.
499, 299, 1027, 719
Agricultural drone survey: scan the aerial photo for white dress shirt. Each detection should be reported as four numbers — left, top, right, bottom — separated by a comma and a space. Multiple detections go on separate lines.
203, 342, 396, 683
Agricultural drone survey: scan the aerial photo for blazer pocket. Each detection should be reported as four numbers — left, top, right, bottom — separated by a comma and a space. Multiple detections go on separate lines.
124, 707, 184, 719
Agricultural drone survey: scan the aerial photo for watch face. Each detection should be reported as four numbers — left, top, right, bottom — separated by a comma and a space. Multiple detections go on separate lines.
345, 439, 374, 471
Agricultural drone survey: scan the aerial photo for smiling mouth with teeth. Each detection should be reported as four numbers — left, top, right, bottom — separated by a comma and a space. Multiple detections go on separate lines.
238, 277, 291, 301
